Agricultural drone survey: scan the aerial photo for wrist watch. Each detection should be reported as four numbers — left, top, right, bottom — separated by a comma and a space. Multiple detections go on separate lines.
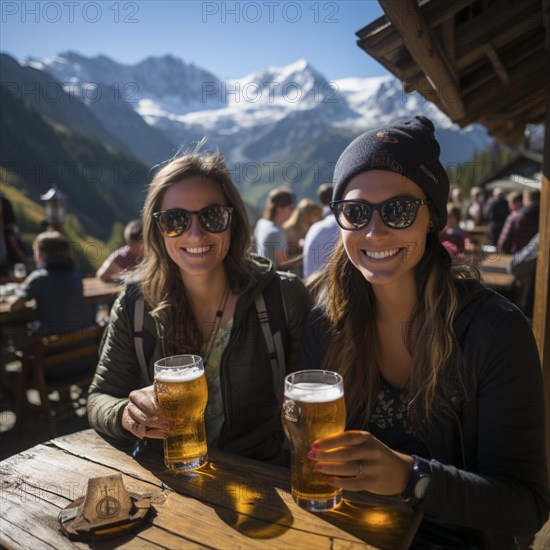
401, 455, 432, 506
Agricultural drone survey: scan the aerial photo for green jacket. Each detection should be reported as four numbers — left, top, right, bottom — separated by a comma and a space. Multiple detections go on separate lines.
88, 256, 313, 462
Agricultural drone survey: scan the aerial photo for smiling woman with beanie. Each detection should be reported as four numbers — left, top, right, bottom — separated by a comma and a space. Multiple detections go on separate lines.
302, 116, 549, 548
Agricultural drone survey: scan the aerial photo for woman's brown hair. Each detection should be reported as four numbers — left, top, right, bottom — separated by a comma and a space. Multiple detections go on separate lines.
320, 215, 477, 430
139, 149, 251, 353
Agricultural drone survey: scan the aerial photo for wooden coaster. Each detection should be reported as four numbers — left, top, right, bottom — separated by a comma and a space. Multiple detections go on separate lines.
58, 474, 152, 541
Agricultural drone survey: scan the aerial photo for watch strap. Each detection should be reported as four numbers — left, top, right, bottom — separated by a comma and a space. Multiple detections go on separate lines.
401, 455, 432, 506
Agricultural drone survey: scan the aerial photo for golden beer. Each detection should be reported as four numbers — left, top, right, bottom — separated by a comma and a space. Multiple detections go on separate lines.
154, 355, 208, 471
282, 370, 346, 511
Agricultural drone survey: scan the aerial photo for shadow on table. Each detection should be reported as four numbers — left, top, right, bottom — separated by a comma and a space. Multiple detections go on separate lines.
318, 497, 422, 550
107, 437, 423, 548
126, 440, 294, 541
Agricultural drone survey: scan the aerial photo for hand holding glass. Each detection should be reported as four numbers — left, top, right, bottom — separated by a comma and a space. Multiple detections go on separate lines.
282, 370, 346, 511
154, 355, 208, 471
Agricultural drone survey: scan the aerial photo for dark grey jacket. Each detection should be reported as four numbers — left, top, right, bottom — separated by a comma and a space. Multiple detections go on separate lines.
88, 256, 313, 463
302, 280, 549, 548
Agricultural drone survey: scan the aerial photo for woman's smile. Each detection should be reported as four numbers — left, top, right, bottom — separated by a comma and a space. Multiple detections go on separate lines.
182, 244, 214, 256
362, 247, 402, 261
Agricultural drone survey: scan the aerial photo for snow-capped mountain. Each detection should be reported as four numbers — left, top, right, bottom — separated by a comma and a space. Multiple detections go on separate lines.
23, 51, 491, 195
28, 51, 220, 113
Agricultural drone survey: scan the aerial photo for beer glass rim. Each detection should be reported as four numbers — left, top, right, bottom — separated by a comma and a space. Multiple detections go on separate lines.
154, 354, 204, 372
284, 369, 343, 388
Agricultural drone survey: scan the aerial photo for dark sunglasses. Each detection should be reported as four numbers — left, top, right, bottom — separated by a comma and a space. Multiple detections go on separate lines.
330, 196, 431, 231
153, 205, 234, 237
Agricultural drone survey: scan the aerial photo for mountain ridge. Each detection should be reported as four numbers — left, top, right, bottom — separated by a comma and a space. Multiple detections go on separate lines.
25, 51, 492, 176
7, 50, 495, 205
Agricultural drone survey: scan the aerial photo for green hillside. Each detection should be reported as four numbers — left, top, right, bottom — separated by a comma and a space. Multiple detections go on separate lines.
0, 86, 152, 274
1, 178, 108, 275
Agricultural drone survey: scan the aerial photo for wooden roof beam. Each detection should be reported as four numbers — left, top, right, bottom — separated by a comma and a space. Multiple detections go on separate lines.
454, 1, 542, 71
357, 0, 475, 57
461, 50, 550, 125
378, 0, 466, 121
405, 34, 543, 102
482, 44, 510, 85
442, 18, 456, 62
499, 88, 549, 119
460, 32, 545, 94
406, 17, 543, 90
482, 110, 547, 142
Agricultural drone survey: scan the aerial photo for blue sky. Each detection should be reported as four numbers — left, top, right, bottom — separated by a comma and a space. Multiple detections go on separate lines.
1, 1, 388, 80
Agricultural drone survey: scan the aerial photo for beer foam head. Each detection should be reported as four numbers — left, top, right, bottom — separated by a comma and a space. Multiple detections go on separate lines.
284, 382, 343, 403
155, 366, 203, 383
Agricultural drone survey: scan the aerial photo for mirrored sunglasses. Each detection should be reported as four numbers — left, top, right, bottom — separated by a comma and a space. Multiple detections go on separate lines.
330, 196, 431, 231
153, 205, 234, 237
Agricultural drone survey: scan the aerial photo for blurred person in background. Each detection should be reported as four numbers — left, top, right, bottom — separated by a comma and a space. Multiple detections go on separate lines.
506, 191, 523, 215
0, 194, 27, 282
439, 204, 468, 260
466, 186, 485, 226
253, 187, 295, 268
9, 231, 93, 336
303, 183, 340, 279
498, 189, 540, 254
508, 232, 539, 318
483, 187, 509, 246
281, 198, 322, 276
96, 218, 144, 282
9, 231, 95, 378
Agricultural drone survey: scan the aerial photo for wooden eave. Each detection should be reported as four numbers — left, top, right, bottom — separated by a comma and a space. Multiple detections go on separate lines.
357, 0, 550, 147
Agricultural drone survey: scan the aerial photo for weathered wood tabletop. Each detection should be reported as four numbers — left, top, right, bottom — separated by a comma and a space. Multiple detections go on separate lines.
0, 429, 423, 549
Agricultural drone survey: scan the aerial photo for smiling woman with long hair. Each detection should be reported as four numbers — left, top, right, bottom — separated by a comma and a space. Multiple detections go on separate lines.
303, 117, 549, 548
88, 149, 312, 463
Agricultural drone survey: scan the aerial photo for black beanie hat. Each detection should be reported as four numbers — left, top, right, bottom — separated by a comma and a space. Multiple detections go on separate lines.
332, 116, 450, 228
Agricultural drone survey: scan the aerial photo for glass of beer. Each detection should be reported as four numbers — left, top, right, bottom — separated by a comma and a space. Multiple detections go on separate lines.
154, 354, 208, 471
282, 370, 346, 511
13, 263, 27, 284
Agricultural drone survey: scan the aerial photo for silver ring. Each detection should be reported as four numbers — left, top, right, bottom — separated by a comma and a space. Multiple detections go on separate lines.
357, 460, 365, 477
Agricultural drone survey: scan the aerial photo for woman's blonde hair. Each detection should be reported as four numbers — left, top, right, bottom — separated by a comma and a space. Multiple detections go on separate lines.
283, 199, 323, 240
139, 150, 251, 353
320, 211, 478, 430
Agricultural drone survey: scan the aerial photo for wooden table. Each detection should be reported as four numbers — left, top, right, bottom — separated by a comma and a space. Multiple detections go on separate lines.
478, 254, 516, 292
464, 225, 491, 246
0, 429, 423, 549
0, 278, 123, 325
478, 253, 514, 273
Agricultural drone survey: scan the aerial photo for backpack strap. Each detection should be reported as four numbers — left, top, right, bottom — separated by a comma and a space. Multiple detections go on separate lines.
132, 294, 152, 386
255, 274, 289, 408
126, 278, 290, 395
124, 283, 152, 386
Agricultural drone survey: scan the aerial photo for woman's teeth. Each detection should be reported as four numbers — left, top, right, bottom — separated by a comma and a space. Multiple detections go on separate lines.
185, 245, 211, 254
364, 248, 400, 260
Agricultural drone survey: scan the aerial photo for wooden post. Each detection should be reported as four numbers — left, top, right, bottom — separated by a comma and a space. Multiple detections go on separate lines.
533, 80, 550, 485
378, 0, 466, 121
